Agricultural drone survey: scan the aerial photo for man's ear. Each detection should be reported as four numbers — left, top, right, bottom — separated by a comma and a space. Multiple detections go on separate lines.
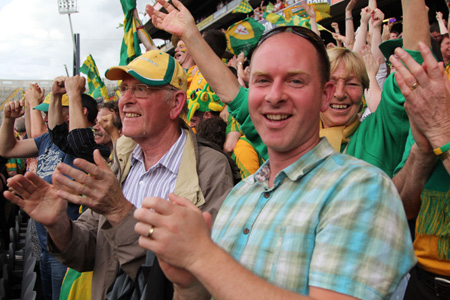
203, 111, 212, 119
83, 107, 88, 116
169, 90, 187, 120
320, 81, 335, 113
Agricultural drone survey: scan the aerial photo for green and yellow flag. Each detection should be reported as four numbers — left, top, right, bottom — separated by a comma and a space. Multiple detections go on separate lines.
263, 12, 311, 29
265, 2, 274, 13
283, 3, 331, 22
59, 269, 93, 300
226, 18, 265, 57
232, 0, 253, 14
79, 54, 109, 100
119, 0, 141, 66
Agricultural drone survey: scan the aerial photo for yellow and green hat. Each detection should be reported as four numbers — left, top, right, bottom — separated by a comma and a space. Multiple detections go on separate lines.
33, 93, 69, 111
105, 50, 187, 92
187, 83, 225, 122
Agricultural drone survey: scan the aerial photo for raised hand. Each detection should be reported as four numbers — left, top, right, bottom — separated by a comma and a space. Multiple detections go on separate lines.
98, 113, 117, 137
372, 8, 385, 28
331, 22, 340, 33
52, 149, 133, 225
301, 1, 316, 19
391, 42, 450, 151
3, 100, 24, 119
361, 45, 382, 78
65, 76, 86, 98
332, 33, 346, 42
146, 0, 196, 40
361, 6, 372, 24
346, 0, 359, 12
52, 76, 67, 96
4, 172, 68, 227
24, 83, 45, 107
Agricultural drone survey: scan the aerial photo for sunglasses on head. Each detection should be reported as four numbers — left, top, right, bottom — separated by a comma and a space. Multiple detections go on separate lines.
257, 26, 324, 48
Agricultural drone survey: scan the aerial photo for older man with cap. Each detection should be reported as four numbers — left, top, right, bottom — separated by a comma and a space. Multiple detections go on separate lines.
4, 50, 235, 300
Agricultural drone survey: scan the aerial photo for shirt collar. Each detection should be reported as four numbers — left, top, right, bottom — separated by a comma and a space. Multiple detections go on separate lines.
253, 138, 335, 185
130, 129, 187, 175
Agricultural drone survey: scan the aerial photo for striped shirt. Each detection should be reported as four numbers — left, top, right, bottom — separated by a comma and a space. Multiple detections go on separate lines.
122, 129, 186, 208
212, 138, 416, 300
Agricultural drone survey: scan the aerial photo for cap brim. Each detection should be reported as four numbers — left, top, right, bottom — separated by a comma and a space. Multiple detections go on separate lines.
33, 103, 49, 112
379, 39, 403, 61
105, 66, 131, 81
105, 65, 171, 87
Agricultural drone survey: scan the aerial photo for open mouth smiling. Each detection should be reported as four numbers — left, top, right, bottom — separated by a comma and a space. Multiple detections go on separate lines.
329, 104, 350, 110
125, 113, 141, 118
265, 114, 291, 121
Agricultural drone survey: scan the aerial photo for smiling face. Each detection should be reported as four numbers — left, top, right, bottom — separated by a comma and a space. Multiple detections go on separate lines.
118, 75, 175, 144
93, 108, 114, 146
320, 61, 364, 128
441, 35, 450, 62
248, 32, 333, 158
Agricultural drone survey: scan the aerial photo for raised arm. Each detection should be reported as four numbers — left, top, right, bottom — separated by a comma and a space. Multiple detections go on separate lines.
402, 0, 430, 50
331, 22, 343, 47
436, 11, 449, 35
146, 0, 241, 104
344, 0, 359, 49
48, 77, 68, 130
381, 24, 390, 42
301, 1, 319, 36
0, 100, 38, 158
361, 45, 382, 112
133, 8, 158, 51
65, 76, 89, 131
353, 6, 371, 53
370, 8, 385, 62
24, 83, 47, 138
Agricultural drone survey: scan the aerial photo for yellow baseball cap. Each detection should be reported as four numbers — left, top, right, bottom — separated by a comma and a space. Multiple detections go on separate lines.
33, 93, 69, 111
105, 50, 187, 92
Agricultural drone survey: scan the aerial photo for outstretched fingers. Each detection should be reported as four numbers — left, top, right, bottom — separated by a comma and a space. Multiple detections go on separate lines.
418, 42, 442, 81
6, 174, 37, 198
3, 190, 25, 207
392, 43, 442, 90
53, 164, 92, 201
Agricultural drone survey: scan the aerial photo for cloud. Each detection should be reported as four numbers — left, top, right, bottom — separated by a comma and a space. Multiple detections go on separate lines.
0, 0, 141, 80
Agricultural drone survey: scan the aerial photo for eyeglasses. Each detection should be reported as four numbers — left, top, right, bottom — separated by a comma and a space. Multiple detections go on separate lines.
115, 84, 177, 98
255, 25, 325, 53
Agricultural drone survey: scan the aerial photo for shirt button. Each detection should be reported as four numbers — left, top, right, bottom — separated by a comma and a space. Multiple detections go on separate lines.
243, 228, 250, 234
139, 181, 144, 185
264, 192, 270, 198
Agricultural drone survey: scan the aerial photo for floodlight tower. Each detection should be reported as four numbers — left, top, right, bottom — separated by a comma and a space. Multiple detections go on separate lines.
57, 0, 80, 76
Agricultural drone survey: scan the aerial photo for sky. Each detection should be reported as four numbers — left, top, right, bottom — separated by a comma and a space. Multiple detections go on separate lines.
0, 0, 156, 80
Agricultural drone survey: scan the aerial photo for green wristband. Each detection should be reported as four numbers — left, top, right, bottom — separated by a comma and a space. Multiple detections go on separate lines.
433, 141, 450, 156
